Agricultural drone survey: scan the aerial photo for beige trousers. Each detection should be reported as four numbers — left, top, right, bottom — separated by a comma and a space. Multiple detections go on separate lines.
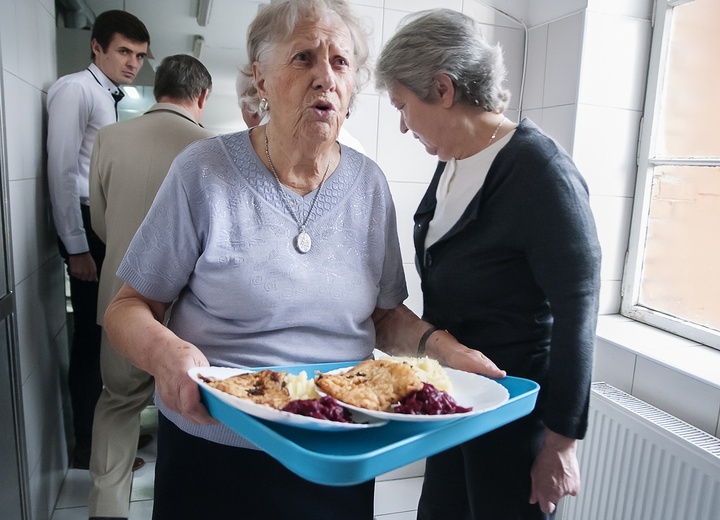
88, 331, 154, 517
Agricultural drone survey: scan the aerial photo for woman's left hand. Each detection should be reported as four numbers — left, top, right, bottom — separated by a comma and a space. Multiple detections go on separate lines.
529, 428, 581, 514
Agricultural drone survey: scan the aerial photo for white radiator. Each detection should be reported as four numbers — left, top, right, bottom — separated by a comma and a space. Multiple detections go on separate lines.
560, 382, 720, 520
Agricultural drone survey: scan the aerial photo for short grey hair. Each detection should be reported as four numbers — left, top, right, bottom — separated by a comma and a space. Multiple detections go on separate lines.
376, 9, 510, 112
244, 0, 371, 111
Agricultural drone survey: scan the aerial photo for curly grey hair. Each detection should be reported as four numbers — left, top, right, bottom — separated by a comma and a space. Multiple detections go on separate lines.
242, 0, 371, 113
236, 67, 259, 115
376, 9, 510, 112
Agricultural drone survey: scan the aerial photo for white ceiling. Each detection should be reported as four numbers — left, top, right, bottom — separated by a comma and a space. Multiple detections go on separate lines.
82, 0, 267, 133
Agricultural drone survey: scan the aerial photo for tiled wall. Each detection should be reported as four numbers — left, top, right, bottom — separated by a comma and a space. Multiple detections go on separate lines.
523, 1, 653, 315
0, 0, 71, 518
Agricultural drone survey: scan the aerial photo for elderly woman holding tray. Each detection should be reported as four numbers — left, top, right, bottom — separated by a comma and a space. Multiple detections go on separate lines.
104, 1, 503, 519
375, 8, 601, 520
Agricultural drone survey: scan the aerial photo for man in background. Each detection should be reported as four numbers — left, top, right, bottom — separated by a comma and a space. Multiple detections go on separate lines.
88, 54, 214, 520
46, 9, 150, 470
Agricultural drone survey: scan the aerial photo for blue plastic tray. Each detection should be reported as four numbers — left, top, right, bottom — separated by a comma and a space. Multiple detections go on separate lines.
200, 361, 539, 486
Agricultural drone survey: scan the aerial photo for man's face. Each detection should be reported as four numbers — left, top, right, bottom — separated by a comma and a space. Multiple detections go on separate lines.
92, 33, 148, 86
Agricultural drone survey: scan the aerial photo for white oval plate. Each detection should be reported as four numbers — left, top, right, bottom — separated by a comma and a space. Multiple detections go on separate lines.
189, 366, 388, 431
315, 366, 510, 422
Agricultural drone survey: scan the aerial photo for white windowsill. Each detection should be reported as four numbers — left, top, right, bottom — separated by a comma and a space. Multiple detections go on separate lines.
596, 314, 720, 390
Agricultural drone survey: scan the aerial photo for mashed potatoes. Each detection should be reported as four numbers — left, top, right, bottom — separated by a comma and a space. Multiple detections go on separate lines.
284, 371, 320, 399
381, 355, 453, 393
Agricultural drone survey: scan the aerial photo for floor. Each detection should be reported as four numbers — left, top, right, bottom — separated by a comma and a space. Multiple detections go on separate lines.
51, 408, 425, 520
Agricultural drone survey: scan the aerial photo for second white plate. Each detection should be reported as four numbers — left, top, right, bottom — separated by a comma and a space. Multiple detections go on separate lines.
316, 366, 510, 422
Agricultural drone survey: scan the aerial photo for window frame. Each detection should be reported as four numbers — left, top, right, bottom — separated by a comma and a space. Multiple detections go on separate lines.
622, 0, 720, 350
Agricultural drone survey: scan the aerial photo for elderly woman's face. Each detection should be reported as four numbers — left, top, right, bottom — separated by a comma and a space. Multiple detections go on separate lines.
257, 13, 355, 143
388, 83, 446, 159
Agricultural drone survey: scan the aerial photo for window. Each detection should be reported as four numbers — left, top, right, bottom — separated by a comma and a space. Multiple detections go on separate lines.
623, 0, 720, 349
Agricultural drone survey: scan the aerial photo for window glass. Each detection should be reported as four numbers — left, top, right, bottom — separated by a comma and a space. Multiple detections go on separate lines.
625, 0, 720, 348
639, 165, 720, 331
656, 0, 720, 157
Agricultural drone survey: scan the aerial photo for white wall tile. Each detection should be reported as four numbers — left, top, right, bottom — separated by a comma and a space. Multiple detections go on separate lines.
587, 0, 653, 20
524, 25, 548, 110
380, 7, 409, 46
374, 476, 423, 516
38, 0, 55, 14
574, 104, 641, 198
528, 0, 586, 27
16, 0, 44, 88
15, 259, 67, 383
521, 108, 542, 126
593, 337, 636, 392
632, 357, 720, 435
598, 279, 621, 315
403, 263, 423, 317
384, 0, 462, 13
463, 0, 527, 29
351, 3, 383, 65
344, 92, 379, 160
589, 195, 632, 281
487, 25, 526, 113
3, 72, 45, 182
388, 181, 427, 263
377, 458, 425, 481
9, 178, 58, 284
37, 0, 57, 90
538, 104, 577, 154
543, 12, 584, 108
349, 0, 383, 9
579, 12, 651, 111
0, 0, 20, 76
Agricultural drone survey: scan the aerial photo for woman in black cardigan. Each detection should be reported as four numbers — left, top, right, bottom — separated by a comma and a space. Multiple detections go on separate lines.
376, 9, 602, 520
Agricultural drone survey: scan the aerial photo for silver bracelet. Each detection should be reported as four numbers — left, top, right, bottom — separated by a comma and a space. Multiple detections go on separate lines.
417, 326, 441, 356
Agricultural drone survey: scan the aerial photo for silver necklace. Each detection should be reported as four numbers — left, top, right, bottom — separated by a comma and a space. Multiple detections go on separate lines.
488, 117, 506, 145
264, 130, 330, 253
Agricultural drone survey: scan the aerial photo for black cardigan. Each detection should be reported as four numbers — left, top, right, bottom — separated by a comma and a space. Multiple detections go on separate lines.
414, 118, 602, 439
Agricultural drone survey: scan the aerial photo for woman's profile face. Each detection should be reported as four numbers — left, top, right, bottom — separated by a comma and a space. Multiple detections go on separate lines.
387, 82, 445, 159
256, 12, 355, 144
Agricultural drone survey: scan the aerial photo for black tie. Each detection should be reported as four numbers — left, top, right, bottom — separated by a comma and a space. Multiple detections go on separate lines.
112, 90, 125, 121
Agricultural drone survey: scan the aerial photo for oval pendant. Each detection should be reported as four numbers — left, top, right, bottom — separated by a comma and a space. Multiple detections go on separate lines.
295, 230, 312, 253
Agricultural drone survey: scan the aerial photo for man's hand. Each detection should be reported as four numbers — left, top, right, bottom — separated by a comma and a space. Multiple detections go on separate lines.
67, 252, 98, 281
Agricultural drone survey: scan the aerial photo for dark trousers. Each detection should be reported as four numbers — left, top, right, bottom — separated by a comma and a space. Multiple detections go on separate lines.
59, 204, 106, 449
417, 412, 555, 520
152, 412, 375, 520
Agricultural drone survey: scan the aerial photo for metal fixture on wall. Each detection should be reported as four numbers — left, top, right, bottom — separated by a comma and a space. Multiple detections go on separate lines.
192, 35, 205, 59
197, 0, 213, 26
56, 0, 96, 28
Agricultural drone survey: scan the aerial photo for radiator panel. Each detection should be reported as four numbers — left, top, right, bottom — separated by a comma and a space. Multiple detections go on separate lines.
561, 382, 720, 520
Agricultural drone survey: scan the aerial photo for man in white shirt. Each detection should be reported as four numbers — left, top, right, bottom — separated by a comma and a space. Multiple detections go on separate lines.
46, 9, 150, 471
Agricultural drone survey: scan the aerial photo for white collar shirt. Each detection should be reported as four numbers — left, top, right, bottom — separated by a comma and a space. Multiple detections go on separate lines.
46, 63, 122, 254
425, 130, 516, 249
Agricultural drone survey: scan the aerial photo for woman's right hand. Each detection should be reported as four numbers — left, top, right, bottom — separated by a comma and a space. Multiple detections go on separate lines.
105, 283, 217, 425
152, 338, 217, 425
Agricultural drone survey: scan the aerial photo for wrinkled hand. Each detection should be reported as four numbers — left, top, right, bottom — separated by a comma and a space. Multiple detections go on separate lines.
435, 336, 506, 379
68, 252, 98, 282
529, 428, 580, 514
152, 341, 217, 425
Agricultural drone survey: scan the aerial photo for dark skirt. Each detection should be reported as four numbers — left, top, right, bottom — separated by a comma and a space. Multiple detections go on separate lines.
152, 412, 375, 520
